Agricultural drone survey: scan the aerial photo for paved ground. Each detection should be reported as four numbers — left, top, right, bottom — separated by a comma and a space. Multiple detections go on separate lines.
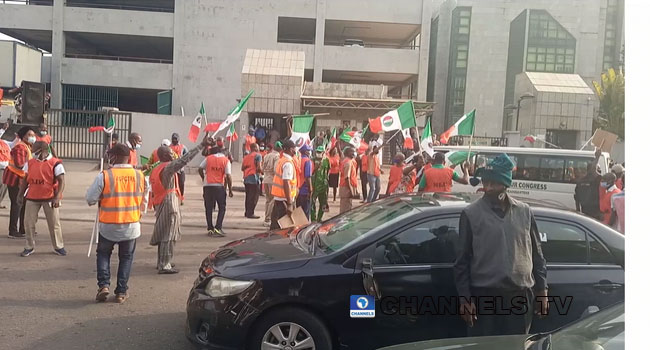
0, 161, 387, 350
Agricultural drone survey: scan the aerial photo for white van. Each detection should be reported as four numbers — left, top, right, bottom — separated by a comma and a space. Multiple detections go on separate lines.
431, 146, 611, 209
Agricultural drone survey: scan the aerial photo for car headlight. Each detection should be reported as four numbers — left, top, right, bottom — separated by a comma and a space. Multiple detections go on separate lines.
204, 277, 254, 298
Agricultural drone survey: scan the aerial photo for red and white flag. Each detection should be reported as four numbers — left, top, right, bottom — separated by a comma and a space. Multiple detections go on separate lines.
188, 103, 205, 143
226, 123, 238, 141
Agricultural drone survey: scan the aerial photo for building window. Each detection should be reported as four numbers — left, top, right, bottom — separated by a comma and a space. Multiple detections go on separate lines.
277, 17, 316, 44
602, 0, 621, 71
445, 7, 471, 126
525, 10, 576, 74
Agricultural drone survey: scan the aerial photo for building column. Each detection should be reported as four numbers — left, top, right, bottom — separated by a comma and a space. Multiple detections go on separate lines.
50, 0, 65, 109
416, 0, 434, 101
313, 0, 326, 83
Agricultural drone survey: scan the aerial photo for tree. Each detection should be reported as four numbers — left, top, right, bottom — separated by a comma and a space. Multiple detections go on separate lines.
593, 68, 625, 139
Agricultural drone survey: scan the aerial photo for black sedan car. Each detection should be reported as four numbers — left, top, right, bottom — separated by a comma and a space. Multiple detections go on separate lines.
186, 194, 624, 350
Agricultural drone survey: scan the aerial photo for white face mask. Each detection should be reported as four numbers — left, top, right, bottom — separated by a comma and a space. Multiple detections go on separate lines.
27, 136, 37, 144
135, 143, 142, 150
40, 131, 47, 136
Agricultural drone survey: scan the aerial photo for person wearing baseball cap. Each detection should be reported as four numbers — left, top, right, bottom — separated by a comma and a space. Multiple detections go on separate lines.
454, 153, 548, 336
296, 143, 313, 219
270, 139, 297, 229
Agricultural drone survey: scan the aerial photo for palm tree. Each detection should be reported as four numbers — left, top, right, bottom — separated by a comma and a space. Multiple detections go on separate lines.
593, 68, 625, 139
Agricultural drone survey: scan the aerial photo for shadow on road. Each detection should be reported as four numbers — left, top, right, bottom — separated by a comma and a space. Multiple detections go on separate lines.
24, 312, 196, 350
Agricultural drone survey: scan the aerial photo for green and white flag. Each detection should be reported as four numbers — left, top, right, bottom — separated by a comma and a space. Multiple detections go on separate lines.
214, 90, 254, 135
439, 109, 475, 144
420, 117, 435, 157
290, 114, 314, 148
368, 100, 417, 133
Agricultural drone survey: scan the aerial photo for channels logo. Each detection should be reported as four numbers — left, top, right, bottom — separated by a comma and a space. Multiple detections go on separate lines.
382, 116, 394, 127
350, 295, 375, 318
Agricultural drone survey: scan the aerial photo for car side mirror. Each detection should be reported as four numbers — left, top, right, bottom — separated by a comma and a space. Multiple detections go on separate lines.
361, 258, 381, 299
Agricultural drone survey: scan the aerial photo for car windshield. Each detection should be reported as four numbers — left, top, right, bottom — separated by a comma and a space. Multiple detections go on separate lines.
527, 303, 624, 350
313, 197, 418, 253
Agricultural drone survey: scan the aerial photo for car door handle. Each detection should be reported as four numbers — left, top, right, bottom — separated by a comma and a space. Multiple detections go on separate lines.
593, 283, 623, 291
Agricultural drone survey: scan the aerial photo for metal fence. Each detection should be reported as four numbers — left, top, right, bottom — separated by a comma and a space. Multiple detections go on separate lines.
48, 109, 131, 160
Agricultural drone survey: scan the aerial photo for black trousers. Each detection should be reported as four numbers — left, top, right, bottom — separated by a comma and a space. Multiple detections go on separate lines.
203, 186, 226, 230
244, 183, 260, 217
8, 185, 25, 236
467, 287, 535, 337
270, 200, 288, 230
360, 171, 368, 200
177, 171, 186, 197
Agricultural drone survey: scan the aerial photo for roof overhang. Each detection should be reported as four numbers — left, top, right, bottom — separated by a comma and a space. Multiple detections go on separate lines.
301, 95, 435, 114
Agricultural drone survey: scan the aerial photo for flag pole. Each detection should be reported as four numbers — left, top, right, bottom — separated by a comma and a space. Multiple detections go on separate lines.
466, 115, 475, 163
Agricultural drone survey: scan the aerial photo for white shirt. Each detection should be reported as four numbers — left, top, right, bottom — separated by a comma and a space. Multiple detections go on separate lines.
199, 153, 232, 186
22, 154, 65, 176
274, 154, 295, 201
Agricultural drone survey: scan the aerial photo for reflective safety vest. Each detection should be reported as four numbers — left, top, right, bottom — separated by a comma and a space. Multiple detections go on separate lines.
298, 156, 312, 188
7, 142, 32, 178
151, 151, 160, 164
205, 155, 229, 185
25, 157, 61, 201
271, 155, 297, 199
0, 140, 10, 162
169, 144, 184, 157
99, 167, 145, 224
422, 166, 454, 193
128, 149, 138, 167
150, 162, 182, 206
340, 158, 358, 188
36, 134, 52, 144
242, 151, 260, 178
361, 154, 368, 172
369, 154, 380, 176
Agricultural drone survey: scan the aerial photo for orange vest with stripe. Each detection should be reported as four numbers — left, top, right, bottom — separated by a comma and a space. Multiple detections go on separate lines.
25, 157, 61, 200
128, 149, 138, 167
271, 155, 297, 199
7, 142, 32, 178
150, 162, 182, 206
340, 158, 358, 187
169, 144, 184, 157
422, 167, 454, 193
0, 141, 10, 162
99, 167, 145, 224
206, 155, 229, 185
242, 152, 260, 178
36, 134, 52, 144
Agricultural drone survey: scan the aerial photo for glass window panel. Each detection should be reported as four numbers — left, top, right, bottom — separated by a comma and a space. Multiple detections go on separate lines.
540, 157, 565, 182
545, 63, 555, 71
456, 60, 467, 68
589, 235, 617, 264
537, 220, 588, 264
528, 54, 537, 62
460, 18, 470, 26
546, 54, 555, 63
458, 44, 468, 51
565, 56, 574, 64
536, 63, 546, 71
528, 47, 537, 54
566, 48, 575, 55
458, 27, 469, 34
514, 155, 541, 180
547, 47, 556, 54
557, 48, 565, 54
537, 47, 547, 54
457, 51, 467, 60
557, 55, 565, 63
527, 63, 536, 70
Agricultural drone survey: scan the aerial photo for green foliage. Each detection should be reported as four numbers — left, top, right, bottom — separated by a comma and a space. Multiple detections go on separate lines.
592, 68, 625, 139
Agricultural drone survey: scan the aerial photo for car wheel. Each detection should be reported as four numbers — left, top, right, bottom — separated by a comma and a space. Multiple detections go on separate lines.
249, 307, 333, 350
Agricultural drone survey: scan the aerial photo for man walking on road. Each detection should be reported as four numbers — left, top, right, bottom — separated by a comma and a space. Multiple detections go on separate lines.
242, 143, 263, 219
339, 147, 359, 214
149, 135, 212, 274
86, 143, 146, 304
262, 141, 282, 226
270, 140, 297, 230
199, 141, 233, 237
454, 153, 548, 336
366, 144, 382, 203
296, 144, 313, 219
18, 141, 66, 257
4, 126, 36, 238
311, 145, 330, 222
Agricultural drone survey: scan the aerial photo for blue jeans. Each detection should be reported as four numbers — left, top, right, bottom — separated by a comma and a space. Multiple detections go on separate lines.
297, 193, 311, 219
96, 234, 137, 294
367, 174, 381, 202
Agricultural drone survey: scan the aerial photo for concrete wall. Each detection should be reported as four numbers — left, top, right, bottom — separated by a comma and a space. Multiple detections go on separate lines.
64, 7, 174, 37
60, 58, 172, 90
41, 55, 52, 83
325, 0, 423, 23
15, 43, 42, 85
432, 0, 609, 137
0, 3, 53, 31
0, 41, 14, 87
322, 46, 419, 74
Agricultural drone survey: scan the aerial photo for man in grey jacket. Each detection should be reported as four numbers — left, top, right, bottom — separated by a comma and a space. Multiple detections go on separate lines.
454, 153, 548, 336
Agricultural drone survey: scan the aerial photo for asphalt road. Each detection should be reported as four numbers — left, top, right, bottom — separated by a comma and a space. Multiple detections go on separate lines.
0, 163, 350, 350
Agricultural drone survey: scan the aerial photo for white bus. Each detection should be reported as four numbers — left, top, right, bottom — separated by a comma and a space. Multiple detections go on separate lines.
432, 146, 611, 209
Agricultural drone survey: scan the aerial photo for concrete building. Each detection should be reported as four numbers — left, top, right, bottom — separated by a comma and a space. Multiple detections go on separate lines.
0, 0, 623, 155
428, 0, 624, 147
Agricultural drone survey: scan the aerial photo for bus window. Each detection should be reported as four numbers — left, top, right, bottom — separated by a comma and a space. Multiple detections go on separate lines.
539, 157, 566, 182
566, 158, 591, 183
514, 155, 541, 181
471, 153, 517, 176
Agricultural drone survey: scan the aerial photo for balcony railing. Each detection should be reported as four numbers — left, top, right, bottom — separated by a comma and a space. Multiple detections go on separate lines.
65, 53, 172, 64
66, 1, 174, 13
1, 0, 52, 5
